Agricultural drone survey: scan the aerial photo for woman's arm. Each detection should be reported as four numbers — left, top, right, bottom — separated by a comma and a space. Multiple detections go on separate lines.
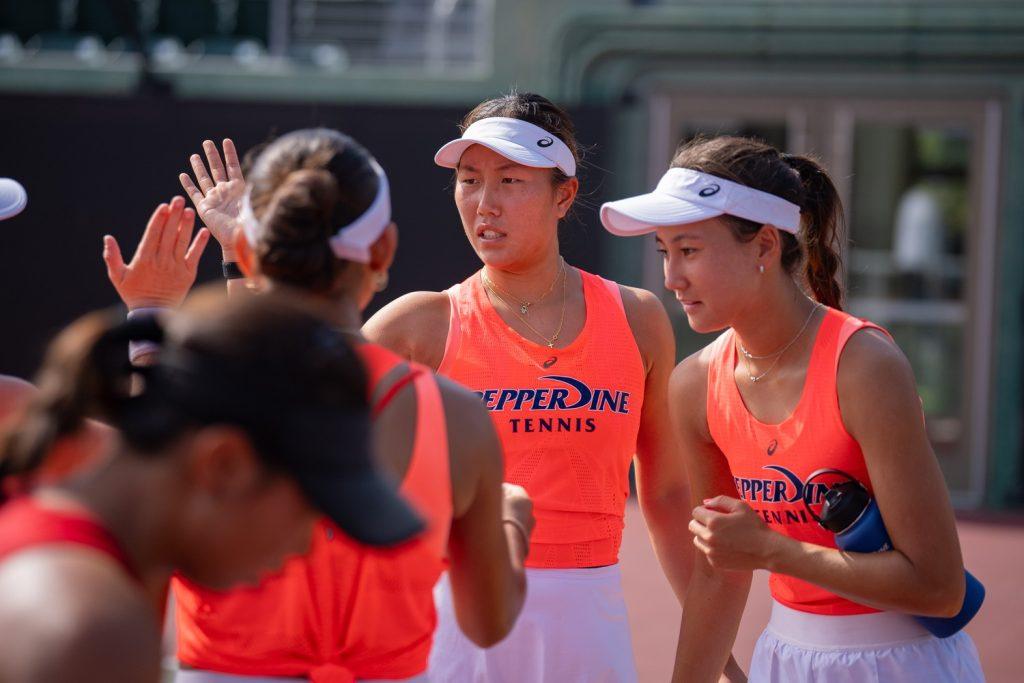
690, 329, 966, 618
669, 351, 750, 683
0, 551, 161, 683
620, 287, 694, 601
439, 379, 532, 646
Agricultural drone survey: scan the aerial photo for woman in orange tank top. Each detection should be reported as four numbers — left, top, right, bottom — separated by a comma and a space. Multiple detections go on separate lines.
363, 93, 736, 682
102, 129, 534, 682
0, 289, 398, 683
601, 136, 983, 682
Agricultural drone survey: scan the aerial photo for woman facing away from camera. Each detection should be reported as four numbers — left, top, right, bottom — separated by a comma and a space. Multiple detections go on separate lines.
600, 135, 985, 682
365, 92, 742, 682
101, 128, 533, 682
0, 288, 412, 683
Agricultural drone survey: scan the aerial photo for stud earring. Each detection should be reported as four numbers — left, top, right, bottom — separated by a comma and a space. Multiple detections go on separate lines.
374, 271, 389, 292
758, 264, 765, 274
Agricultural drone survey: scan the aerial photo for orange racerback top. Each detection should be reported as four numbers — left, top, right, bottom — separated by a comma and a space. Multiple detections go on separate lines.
174, 343, 451, 681
439, 269, 645, 568
706, 307, 887, 615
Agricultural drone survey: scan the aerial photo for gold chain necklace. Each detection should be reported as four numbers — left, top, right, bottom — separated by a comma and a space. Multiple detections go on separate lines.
481, 257, 564, 316
483, 266, 567, 348
740, 303, 821, 383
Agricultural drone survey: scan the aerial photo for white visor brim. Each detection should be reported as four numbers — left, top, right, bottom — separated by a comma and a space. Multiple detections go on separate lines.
435, 137, 557, 171
601, 167, 802, 236
600, 193, 723, 237
0, 178, 28, 221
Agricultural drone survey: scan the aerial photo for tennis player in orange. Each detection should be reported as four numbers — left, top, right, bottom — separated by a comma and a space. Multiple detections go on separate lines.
0, 290, 402, 683
365, 93, 722, 683
601, 135, 984, 682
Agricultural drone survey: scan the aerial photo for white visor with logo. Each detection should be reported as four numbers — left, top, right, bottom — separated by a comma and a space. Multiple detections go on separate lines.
0, 178, 28, 221
600, 168, 801, 236
434, 117, 576, 177
240, 159, 391, 264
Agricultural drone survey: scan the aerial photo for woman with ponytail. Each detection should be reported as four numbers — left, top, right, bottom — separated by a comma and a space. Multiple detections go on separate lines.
601, 136, 983, 682
0, 289, 416, 683
107, 129, 532, 682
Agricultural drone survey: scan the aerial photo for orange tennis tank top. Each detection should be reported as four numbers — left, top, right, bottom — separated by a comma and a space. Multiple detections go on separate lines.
706, 307, 887, 615
174, 343, 451, 681
439, 268, 645, 568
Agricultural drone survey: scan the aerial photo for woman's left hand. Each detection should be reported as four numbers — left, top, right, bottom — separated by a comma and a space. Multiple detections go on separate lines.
689, 495, 780, 572
103, 196, 210, 310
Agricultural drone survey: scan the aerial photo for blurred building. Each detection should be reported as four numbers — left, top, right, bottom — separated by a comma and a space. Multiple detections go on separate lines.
1, 0, 1022, 508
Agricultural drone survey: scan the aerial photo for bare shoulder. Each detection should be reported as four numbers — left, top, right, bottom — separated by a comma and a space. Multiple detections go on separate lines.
616, 284, 674, 371
668, 343, 719, 440
836, 326, 921, 435
837, 327, 916, 401
0, 549, 160, 682
0, 374, 35, 420
363, 290, 451, 368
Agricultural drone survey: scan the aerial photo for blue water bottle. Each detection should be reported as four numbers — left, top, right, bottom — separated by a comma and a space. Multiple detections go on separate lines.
804, 468, 985, 638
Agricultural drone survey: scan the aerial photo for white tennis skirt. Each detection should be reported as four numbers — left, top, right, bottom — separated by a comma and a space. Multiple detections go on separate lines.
428, 565, 638, 683
749, 600, 985, 682
174, 669, 427, 683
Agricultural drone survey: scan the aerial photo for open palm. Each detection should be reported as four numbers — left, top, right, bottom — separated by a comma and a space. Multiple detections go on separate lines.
180, 138, 246, 252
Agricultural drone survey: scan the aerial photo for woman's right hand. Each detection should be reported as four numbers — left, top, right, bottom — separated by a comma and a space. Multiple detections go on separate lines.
102, 196, 209, 310
179, 138, 246, 260
501, 482, 535, 541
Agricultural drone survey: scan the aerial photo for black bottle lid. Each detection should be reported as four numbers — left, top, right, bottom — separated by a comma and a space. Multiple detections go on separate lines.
817, 480, 871, 534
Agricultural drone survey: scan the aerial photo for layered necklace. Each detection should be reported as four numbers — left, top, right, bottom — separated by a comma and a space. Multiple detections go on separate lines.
738, 301, 821, 383
482, 259, 568, 348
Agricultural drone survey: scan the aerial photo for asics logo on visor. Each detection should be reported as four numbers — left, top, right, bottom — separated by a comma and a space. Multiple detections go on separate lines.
537, 137, 554, 148
699, 184, 721, 197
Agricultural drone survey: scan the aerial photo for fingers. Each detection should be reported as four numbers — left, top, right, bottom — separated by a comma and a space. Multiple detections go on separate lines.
222, 138, 244, 182
135, 202, 170, 262
689, 517, 712, 542
691, 504, 718, 527
179, 173, 205, 208
184, 227, 211, 271
173, 207, 196, 261
203, 139, 228, 184
102, 235, 127, 284
703, 495, 744, 512
190, 153, 215, 193
158, 197, 186, 259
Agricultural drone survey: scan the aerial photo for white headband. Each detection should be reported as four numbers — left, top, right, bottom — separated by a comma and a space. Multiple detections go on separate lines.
240, 159, 391, 264
434, 116, 576, 177
600, 168, 802, 236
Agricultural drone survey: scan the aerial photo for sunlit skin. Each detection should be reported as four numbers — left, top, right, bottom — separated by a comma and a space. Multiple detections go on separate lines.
655, 218, 817, 358
455, 145, 577, 298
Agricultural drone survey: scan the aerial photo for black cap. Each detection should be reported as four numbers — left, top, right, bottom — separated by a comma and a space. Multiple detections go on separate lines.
126, 314, 424, 548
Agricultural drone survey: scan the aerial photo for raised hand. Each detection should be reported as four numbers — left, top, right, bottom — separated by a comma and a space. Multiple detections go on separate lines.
103, 196, 210, 310
179, 138, 246, 259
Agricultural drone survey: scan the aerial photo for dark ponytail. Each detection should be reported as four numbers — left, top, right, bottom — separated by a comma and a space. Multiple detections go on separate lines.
671, 137, 846, 309
248, 129, 380, 295
780, 154, 844, 309
0, 312, 143, 492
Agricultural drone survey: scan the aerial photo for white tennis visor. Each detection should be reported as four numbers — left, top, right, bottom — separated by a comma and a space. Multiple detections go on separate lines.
240, 159, 391, 264
600, 168, 801, 236
434, 117, 576, 177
